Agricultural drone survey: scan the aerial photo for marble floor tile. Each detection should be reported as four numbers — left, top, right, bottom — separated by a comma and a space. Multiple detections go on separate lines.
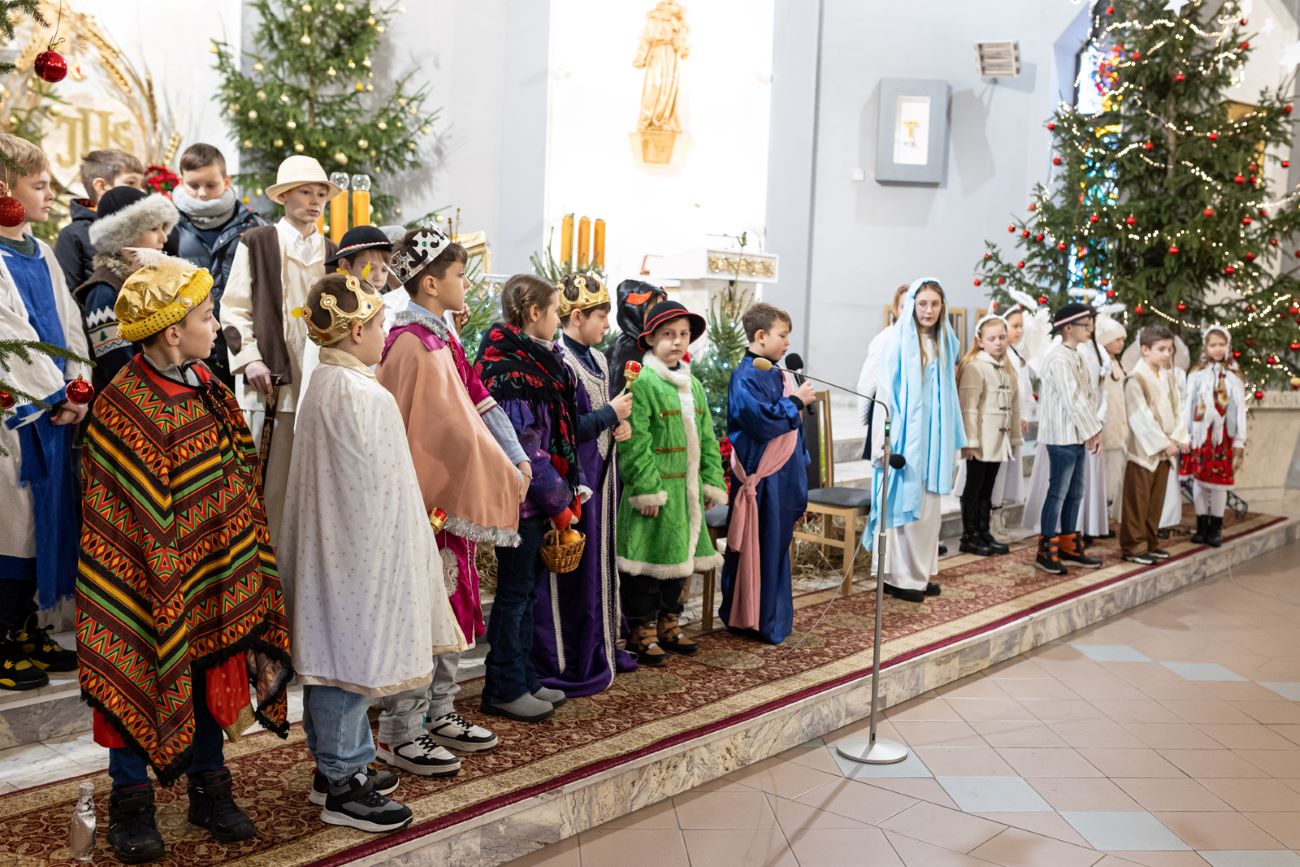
1259, 682, 1300, 701
1092, 700, 1186, 726
774, 739, 845, 776
723, 755, 841, 800
1028, 778, 1143, 812
509, 835, 580, 867
1197, 724, 1299, 751
765, 793, 867, 832
1113, 778, 1233, 812
969, 827, 1104, 867
1198, 853, 1300, 867
579, 828, 689, 867
914, 746, 1018, 777
859, 777, 960, 809
671, 788, 776, 830
1242, 813, 1300, 849
1060, 811, 1190, 852
1160, 663, 1247, 682
0, 742, 78, 787
974, 811, 1091, 847
996, 747, 1104, 778
1229, 702, 1300, 726
783, 825, 904, 867
885, 832, 1004, 867
1073, 645, 1154, 663
1052, 721, 1150, 750
886, 695, 963, 722
972, 720, 1070, 749
891, 720, 985, 747
1199, 779, 1300, 813
946, 698, 1038, 723
1161, 700, 1258, 726
794, 778, 916, 825
880, 801, 1005, 852
1151, 813, 1284, 851
1024, 700, 1111, 724
936, 776, 1054, 813
996, 678, 1082, 702
598, 799, 678, 831
1236, 750, 1300, 779
680, 827, 797, 867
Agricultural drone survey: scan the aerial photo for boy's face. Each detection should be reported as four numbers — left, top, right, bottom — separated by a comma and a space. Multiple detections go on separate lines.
91, 171, 145, 201
344, 250, 392, 293
180, 164, 230, 202
170, 294, 218, 361
5, 170, 55, 224
752, 320, 791, 362
346, 311, 386, 367
650, 318, 692, 366
427, 259, 467, 311
1205, 332, 1229, 361
1142, 338, 1175, 368
281, 183, 331, 227
569, 306, 610, 347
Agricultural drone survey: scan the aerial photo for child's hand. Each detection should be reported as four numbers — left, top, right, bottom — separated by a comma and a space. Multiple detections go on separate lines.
609, 390, 633, 421
516, 462, 531, 503
453, 307, 470, 332
1233, 446, 1244, 467
613, 420, 632, 442
1085, 433, 1102, 454
243, 360, 275, 399
49, 404, 84, 425
1164, 443, 1180, 457
637, 504, 660, 518
794, 382, 816, 407
961, 447, 977, 460
1021, 418, 1029, 435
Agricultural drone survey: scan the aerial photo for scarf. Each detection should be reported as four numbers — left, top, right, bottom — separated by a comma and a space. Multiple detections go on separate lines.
475, 323, 581, 489
172, 186, 238, 230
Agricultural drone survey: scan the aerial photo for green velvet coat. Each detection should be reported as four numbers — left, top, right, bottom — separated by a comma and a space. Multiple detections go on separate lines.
616, 353, 727, 580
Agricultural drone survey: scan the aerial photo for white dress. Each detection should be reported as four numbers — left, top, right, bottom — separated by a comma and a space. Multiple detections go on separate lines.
1077, 343, 1111, 536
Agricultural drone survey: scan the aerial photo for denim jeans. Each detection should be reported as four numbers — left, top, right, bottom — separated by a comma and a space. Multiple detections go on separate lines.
302, 684, 375, 783
108, 669, 224, 790
484, 516, 545, 705
1041, 443, 1087, 539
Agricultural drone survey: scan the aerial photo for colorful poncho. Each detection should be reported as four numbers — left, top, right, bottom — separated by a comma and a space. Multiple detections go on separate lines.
76, 354, 292, 783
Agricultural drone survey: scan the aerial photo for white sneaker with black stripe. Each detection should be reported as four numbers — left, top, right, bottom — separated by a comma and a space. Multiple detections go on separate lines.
426, 712, 499, 752
376, 734, 461, 777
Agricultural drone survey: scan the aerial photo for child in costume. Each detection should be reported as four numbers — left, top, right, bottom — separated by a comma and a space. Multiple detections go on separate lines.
1183, 325, 1244, 548
534, 274, 638, 697
0, 133, 90, 691
1033, 303, 1104, 575
718, 302, 812, 644
1077, 317, 1112, 540
279, 274, 465, 833
54, 148, 145, 288
75, 186, 178, 390
76, 252, 292, 863
377, 226, 523, 752
618, 300, 727, 664
607, 279, 667, 394
219, 155, 340, 543
865, 279, 965, 603
475, 275, 586, 721
1121, 325, 1188, 564
328, 224, 394, 293
1096, 315, 1129, 523
957, 314, 1022, 557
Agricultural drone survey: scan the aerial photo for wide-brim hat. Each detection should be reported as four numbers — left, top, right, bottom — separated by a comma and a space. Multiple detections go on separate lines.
637, 300, 706, 350
265, 155, 342, 204
89, 190, 179, 255
326, 224, 394, 266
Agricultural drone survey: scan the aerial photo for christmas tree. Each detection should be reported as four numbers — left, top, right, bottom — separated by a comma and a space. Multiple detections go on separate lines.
975, 0, 1300, 394
212, 0, 437, 222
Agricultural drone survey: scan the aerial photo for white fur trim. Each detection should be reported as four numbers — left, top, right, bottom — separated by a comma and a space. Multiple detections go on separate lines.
88, 195, 180, 254
616, 552, 723, 580
577, 485, 593, 504
629, 491, 669, 509
641, 350, 692, 386
703, 485, 728, 507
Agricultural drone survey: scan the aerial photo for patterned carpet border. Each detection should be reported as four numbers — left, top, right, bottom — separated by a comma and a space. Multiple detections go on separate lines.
0, 511, 1285, 867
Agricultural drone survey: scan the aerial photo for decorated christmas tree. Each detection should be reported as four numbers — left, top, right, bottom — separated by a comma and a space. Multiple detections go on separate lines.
975, 0, 1300, 394
212, 0, 437, 222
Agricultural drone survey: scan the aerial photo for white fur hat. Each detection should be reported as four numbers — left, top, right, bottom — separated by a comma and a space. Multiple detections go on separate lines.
88, 188, 179, 255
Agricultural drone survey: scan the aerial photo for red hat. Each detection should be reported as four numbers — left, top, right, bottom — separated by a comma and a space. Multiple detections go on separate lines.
637, 300, 706, 351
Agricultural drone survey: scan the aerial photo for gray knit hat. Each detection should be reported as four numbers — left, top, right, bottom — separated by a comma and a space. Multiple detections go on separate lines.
89, 187, 179, 255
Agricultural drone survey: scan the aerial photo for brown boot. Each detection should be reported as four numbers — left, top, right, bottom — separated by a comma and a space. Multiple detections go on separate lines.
629, 622, 667, 666
657, 613, 698, 656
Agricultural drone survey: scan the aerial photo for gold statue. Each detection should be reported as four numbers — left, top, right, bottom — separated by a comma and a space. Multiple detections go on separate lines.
632, 1, 689, 164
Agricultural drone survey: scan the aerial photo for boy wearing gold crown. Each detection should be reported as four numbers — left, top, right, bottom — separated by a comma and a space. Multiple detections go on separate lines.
218, 155, 339, 544
278, 274, 466, 833
76, 252, 292, 863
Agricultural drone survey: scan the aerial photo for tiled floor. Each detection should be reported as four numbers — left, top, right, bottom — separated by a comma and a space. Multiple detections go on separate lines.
510, 538, 1300, 866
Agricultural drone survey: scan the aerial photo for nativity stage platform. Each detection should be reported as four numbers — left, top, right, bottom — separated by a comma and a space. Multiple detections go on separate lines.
0, 508, 1294, 866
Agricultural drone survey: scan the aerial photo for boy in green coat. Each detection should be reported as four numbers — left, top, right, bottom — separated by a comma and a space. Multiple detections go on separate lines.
617, 301, 727, 665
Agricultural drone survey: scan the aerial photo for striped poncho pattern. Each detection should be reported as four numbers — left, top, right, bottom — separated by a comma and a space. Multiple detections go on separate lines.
75, 355, 292, 783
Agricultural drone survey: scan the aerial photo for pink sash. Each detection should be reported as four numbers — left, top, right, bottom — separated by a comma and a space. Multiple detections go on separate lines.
726, 377, 800, 630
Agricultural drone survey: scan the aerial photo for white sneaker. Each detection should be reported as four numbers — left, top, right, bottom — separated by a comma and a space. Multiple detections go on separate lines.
426, 711, 499, 752
376, 734, 461, 777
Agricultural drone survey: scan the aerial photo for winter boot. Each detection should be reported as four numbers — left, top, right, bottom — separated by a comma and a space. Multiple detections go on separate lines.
1190, 514, 1209, 545
187, 768, 256, 843
0, 635, 48, 691
978, 501, 1010, 555
1034, 536, 1068, 576
958, 500, 994, 556
108, 784, 165, 864
1058, 532, 1103, 569
1207, 516, 1224, 548
628, 622, 667, 666
657, 613, 698, 655
16, 614, 78, 671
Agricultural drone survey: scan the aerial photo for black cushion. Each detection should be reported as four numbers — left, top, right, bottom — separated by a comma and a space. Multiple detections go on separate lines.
806, 486, 871, 510
705, 504, 730, 529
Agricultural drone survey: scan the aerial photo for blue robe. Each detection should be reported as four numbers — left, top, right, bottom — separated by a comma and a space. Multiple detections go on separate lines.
718, 355, 809, 644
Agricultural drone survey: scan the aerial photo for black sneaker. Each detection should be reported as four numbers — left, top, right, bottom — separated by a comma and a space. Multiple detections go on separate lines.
1123, 552, 1156, 565
376, 734, 461, 777
309, 766, 398, 806
108, 785, 165, 864
426, 712, 499, 752
187, 768, 256, 842
321, 771, 413, 833
883, 583, 925, 603
924, 582, 941, 597
1147, 548, 1172, 560
16, 616, 78, 672
0, 638, 48, 691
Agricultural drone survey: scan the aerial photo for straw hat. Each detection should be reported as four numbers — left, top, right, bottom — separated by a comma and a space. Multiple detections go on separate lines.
265, 155, 342, 204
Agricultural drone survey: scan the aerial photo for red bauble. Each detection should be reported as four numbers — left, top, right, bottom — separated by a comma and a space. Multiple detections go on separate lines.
1286, 105, 1295, 115
1203, 207, 1215, 217
1177, 302, 1188, 312
1208, 132, 1219, 141
1254, 389, 1265, 400
1028, 202, 1038, 211
1046, 122, 1057, 131
1242, 216, 1252, 225
1034, 232, 1045, 242
1290, 341, 1300, 351
1247, 304, 1258, 313
1289, 304, 1300, 315
1245, 337, 1257, 347
1052, 156, 1063, 166
33, 49, 67, 83
1268, 355, 1279, 364
973, 278, 982, 286
1106, 4, 1114, 13
1245, 251, 1256, 261
1106, 289, 1116, 299
1134, 303, 1146, 314
983, 251, 992, 260
1224, 265, 1236, 275
1233, 350, 1243, 359
1270, 239, 1279, 246
1241, 17, 1249, 24
1089, 213, 1100, 224
1261, 208, 1269, 217
1143, 141, 1155, 151
1168, 246, 1180, 255
1174, 72, 1186, 83
1125, 215, 1136, 226
1249, 162, 1258, 172
1016, 260, 1026, 269
1022, 229, 1031, 238
0, 196, 25, 228
997, 276, 1006, 285
1100, 278, 1110, 286
0, 389, 13, 410
64, 377, 94, 406
1233, 175, 1245, 184
1239, 41, 1250, 50
1132, 51, 1142, 59
1285, 160, 1293, 168
1037, 295, 1049, 305
1007, 224, 1016, 233
1057, 242, 1068, 251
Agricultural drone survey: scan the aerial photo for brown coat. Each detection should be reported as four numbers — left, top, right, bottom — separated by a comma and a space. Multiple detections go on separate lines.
958, 352, 1023, 462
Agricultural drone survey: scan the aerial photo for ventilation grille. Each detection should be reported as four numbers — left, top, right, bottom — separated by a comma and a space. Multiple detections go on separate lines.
976, 41, 1021, 78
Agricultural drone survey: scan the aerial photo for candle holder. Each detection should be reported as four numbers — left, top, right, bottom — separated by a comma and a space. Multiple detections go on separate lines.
328, 173, 351, 244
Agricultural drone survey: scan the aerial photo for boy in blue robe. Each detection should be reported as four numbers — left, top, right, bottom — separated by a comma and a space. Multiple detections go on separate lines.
718, 303, 814, 644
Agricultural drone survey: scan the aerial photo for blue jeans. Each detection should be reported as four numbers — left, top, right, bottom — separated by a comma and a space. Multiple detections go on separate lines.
484, 516, 545, 704
302, 685, 375, 783
108, 670, 224, 790
1041, 443, 1087, 539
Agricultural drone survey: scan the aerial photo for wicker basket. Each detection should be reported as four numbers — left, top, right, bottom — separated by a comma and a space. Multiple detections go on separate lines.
541, 528, 586, 573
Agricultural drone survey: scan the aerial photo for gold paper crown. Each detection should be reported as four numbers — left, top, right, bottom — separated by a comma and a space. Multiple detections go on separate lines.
557, 274, 611, 318
116, 252, 215, 343
301, 275, 384, 346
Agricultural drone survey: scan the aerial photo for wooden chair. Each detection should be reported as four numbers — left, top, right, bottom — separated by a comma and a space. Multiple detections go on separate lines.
697, 505, 730, 631
793, 390, 869, 596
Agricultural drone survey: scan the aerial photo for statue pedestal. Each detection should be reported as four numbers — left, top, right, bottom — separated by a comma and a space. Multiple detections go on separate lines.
631, 129, 680, 165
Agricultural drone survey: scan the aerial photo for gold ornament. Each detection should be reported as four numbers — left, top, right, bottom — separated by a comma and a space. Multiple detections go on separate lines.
334, 152, 348, 165
377, 120, 388, 131
318, 138, 327, 147
301, 2, 313, 11
256, 90, 266, 100
334, 1, 344, 8
253, 61, 264, 72
299, 32, 311, 45
347, 59, 356, 69
243, 137, 252, 147
273, 138, 284, 147
294, 142, 304, 152
326, 66, 336, 76
286, 120, 297, 130
355, 82, 363, 91
357, 138, 369, 149
247, 109, 258, 120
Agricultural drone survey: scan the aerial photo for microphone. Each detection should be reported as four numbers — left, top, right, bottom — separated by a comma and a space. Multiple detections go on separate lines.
786, 352, 807, 385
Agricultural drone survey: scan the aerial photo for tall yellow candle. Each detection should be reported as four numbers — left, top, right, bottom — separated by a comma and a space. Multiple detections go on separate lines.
593, 218, 606, 271
350, 173, 372, 228
577, 216, 591, 269
328, 172, 350, 244
315, 212, 326, 235
560, 213, 574, 266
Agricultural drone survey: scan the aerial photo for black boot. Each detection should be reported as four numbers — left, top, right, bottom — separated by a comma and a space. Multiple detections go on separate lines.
979, 501, 1010, 555
188, 768, 256, 842
1207, 516, 1224, 548
16, 614, 78, 672
1035, 536, 1067, 576
1190, 515, 1209, 545
108, 785, 165, 864
959, 500, 994, 556
0, 632, 49, 691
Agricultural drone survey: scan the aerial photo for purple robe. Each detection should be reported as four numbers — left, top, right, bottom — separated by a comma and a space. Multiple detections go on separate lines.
531, 338, 638, 696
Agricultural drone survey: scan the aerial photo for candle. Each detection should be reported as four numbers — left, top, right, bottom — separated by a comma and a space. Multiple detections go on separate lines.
560, 213, 574, 266
328, 172, 350, 244
577, 216, 590, 268
350, 173, 371, 227
315, 211, 326, 235
593, 218, 606, 271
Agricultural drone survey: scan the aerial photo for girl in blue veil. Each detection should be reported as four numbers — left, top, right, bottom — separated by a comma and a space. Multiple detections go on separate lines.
863, 278, 965, 602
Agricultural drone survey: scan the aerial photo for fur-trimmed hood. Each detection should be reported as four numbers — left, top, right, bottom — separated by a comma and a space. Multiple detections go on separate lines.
89, 194, 179, 255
